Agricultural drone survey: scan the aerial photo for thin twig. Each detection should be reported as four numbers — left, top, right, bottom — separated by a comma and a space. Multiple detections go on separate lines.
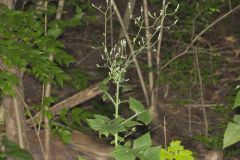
191, 12, 208, 136
154, 0, 166, 117
194, 47, 208, 136
110, 0, 114, 48
14, 86, 45, 157
163, 117, 167, 149
143, 0, 154, 110
188, 106, 192, 137
161, 5, 240, 69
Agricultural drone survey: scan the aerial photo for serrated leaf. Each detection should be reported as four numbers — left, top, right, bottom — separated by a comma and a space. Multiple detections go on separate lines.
160, 140, 193, 160
59, 108, 69, 124
112, 146, 136, 160
88, 115, 126, 137
99, 79, 109, 92
137, 110, 152, 125
129, 98, 145, 114
140, 146, 160, 160
133, 132, 152, 150
168, 140, 184, 153
223, 122, 240, 148
72, 108, 84, 125
123, 120, 141, 128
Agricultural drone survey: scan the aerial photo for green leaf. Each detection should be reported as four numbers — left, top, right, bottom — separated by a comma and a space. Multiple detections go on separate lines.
7, 149, 33, 160
43, 110, 53, 121
88, 115, 126, 137
133, 132, 152, 150
2, 137, 33, 160
123, 120, 141, 128
112, 146, 136, 160
42, 97, 56, 106
87, 115, 110, 137
168, 140, 184, 153
99, 78, 109, 92
129, 98, 145, 114
233, 90, 240, 109
137, 111, 152, 125
47, 27, 63, 39
223, 122, 240, 148
72, 108, 84, 125
0, 72, 19, 96
128, 98, 152, 125
140, 147, 160, 160
233, 115, 240, 124
160, 140, 193, 160
102, 93, 109, 102
59, 108, 69, 124
78, 156, 87, 160
58, 129, 72, 144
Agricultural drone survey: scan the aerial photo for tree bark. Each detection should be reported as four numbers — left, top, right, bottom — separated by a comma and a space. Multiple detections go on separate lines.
2, 70, 29, 149
0, 0, 16, 9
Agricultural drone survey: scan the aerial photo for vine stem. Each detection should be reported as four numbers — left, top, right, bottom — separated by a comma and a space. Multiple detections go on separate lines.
114, 82, 120, 147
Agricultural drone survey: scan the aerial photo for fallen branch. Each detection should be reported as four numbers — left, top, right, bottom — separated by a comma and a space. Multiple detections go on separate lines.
27, 82, 102, 124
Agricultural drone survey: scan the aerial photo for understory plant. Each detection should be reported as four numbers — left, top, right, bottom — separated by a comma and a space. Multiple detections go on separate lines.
87, 2, 160, 160
0, 3, 83, 159
160, 140, 193, 160
87, 38, 159, 159
87, 1, 194, 160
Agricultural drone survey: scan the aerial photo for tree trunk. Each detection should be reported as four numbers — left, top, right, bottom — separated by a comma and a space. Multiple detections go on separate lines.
2, 69, 29, 149
0, 0, 15, 9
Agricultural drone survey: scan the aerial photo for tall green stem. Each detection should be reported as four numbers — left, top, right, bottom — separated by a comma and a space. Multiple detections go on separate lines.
114, 82, 120, 146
